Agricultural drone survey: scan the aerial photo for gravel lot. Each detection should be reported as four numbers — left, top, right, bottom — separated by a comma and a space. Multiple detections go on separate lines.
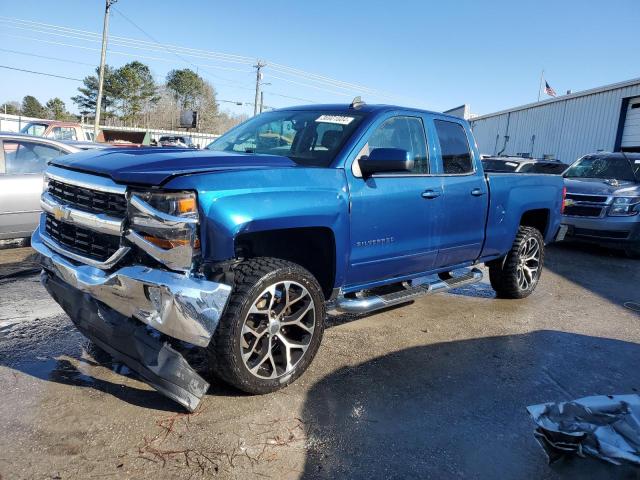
0, 243, 639, 479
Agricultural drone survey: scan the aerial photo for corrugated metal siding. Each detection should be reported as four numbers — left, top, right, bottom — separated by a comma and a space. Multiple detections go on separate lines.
470, 81, 640, 162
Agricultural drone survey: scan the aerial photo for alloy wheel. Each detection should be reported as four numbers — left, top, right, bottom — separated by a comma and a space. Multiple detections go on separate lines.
240, 280, 316, 379
516, 236, 541, 290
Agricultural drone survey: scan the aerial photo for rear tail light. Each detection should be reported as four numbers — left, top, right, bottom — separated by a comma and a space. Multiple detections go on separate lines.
561, 186, 567, 214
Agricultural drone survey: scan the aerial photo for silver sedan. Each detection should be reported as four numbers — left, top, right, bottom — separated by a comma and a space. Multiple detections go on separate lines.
0, 133, 105, 240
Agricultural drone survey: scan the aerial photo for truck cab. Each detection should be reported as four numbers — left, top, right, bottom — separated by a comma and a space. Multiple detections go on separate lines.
32, 102, 565, 410
20, 120, 95, 142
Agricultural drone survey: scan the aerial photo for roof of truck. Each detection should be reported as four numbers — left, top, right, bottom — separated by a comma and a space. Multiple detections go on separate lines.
273, 103, 463, 121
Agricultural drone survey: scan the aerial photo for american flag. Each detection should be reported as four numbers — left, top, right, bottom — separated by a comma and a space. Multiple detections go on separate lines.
545, 81, 557, 97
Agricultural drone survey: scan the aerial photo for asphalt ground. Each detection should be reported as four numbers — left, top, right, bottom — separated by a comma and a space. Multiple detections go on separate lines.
0, 242, 639, 479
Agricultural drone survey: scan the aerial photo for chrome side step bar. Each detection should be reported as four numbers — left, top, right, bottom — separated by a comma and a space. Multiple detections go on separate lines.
327, 268, 483, 315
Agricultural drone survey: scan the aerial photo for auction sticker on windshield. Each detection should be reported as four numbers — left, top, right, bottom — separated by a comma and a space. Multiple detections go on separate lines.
315, 115, 355, 125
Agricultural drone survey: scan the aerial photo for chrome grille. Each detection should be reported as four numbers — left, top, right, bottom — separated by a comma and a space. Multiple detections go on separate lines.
48, 178, 127, 217
45, 213, 121, 262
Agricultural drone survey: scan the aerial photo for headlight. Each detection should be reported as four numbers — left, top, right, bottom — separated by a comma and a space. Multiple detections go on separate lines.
608, 197, 640, 216
133, 190, 198, 218
127, 190, 200, 271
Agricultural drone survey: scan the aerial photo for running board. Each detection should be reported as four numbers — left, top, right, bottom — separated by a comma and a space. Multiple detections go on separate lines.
327, 268, 483, 315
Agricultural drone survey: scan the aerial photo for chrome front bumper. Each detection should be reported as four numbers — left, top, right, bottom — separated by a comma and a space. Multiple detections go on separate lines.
32, 227, 232, 347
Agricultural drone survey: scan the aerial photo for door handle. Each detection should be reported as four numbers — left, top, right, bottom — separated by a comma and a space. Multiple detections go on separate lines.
422, 190, 441, 199
471, 188, 485, 196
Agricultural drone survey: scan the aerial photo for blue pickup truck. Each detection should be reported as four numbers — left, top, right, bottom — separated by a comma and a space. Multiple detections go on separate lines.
32, 102, 565, 410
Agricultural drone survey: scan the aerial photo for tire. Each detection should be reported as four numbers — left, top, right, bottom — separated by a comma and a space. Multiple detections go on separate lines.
208, 257, 325, 394
488, 226, 545, 299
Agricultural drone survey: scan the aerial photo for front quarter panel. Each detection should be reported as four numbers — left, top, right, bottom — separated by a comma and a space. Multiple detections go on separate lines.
165, 168, 350, 287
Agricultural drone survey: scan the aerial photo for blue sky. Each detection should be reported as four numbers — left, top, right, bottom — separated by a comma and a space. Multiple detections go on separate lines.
0, 0, 638, 117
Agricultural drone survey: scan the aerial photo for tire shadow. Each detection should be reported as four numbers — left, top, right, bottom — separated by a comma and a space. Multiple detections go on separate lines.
300, 330, 640, 479
545, 243, 640, 309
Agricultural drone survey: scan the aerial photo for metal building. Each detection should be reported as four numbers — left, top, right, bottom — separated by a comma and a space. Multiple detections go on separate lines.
469, 77, 640, 163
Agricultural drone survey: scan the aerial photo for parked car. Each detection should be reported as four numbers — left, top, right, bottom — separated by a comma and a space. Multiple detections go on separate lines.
32, 102, 565, 411
19, 120, 95, 142
158, 135, 197, 148
0, 133, 104, 240
561, 152, 640, 257
482, 156, 568, 174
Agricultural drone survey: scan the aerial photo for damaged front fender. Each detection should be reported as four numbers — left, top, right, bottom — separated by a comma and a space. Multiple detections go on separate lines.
43, 271, 209, 412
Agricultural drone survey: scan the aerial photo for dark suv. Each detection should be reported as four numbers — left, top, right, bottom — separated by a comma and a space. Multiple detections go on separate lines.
561, 152, 640, 257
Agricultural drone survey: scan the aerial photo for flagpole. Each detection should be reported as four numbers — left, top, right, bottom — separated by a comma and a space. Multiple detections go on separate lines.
538, 70, 544, 102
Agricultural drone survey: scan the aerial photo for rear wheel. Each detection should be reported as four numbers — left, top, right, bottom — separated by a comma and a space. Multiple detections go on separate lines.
208, 257, 325, 394
488, 226, 545, 299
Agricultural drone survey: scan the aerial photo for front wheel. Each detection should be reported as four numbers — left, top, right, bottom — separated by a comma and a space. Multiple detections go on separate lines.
208, 257, 325, 394
488, 226, 545, 299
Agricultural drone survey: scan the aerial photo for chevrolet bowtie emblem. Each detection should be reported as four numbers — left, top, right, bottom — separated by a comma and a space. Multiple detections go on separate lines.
52, 205, 67, 221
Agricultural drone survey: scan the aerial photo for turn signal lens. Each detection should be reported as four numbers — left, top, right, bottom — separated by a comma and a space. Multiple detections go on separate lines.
177, 197, 197, 215
144, 235, 201, 250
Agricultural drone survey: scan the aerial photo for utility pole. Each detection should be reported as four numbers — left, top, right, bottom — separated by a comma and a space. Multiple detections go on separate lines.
260, 91, 264, 114
253, 60, 266, 116
94, 0, 117, 139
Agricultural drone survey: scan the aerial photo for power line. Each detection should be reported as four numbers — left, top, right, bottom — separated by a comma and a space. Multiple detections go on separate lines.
0, 64, 83, 81
1, 16, 408, 106
0, 19, 256, 66
111, 6, 241, 86
0, 16, 405, 100
0, 32, 317, 105
0, 63, 267, 110
1, 33, 255, 88
0, 48, 95, 67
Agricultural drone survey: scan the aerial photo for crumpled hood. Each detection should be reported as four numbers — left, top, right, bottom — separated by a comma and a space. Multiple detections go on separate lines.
564, 177, 640, 197
50, 147, 297, 185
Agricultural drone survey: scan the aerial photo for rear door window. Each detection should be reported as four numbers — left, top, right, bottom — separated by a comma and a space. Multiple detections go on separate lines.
3, 141, 63, 174
434, 120, 473, 174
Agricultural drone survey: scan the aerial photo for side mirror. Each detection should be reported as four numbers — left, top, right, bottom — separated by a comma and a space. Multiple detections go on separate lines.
359, 148, 413, 176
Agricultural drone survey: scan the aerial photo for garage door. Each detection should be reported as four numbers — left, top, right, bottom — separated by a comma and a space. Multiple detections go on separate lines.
621, 96, 640, 150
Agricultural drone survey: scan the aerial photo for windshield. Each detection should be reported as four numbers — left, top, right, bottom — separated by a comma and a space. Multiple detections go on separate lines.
19, 122, 48, 136
564, 155, 639, 182
207, 110, 366, 167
